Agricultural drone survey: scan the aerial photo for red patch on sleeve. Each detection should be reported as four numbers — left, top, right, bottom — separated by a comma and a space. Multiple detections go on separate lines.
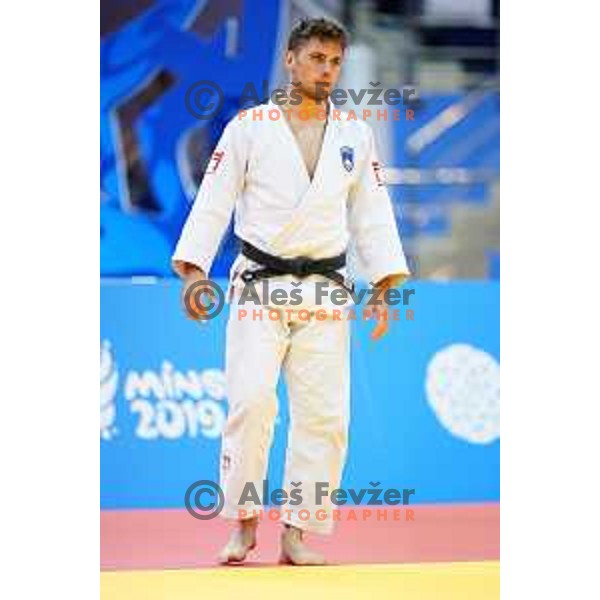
372, 161, 385, 187
206, 150, 225, 174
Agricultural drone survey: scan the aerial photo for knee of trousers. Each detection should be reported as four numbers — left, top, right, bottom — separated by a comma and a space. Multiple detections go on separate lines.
224, 384, 278, 431
292, 411, 349, 445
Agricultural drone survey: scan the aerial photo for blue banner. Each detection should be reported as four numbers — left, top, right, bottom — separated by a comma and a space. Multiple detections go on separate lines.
101, 279, 499, 508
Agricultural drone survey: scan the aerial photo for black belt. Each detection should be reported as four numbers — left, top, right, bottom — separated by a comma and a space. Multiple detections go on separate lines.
239, 240, 353, 293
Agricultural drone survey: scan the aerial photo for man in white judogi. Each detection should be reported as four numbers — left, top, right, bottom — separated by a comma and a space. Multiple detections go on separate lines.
173, 18, 409, 565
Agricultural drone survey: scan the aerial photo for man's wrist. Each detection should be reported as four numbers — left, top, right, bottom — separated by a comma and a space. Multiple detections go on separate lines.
172, 260, 206, 280
373, 273, 409, 290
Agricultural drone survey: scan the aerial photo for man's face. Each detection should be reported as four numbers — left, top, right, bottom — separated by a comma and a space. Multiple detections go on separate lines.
285, 37, 344, 103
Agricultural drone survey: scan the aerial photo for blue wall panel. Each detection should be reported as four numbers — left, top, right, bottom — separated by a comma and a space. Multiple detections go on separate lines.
101, 279, 499, 508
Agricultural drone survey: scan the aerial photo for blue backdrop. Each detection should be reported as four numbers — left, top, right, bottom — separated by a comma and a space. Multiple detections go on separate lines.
101, 279, 499, 509
101, 0, 281, 276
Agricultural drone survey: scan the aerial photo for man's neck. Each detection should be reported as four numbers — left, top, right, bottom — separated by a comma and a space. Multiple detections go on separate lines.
283, 85, 329, 118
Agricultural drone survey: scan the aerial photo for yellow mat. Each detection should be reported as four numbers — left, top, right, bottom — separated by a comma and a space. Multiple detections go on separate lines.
101, 561, 499, 600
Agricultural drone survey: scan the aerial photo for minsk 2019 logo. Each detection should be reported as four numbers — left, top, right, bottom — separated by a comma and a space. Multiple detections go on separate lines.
99, 339, 228, 442
100, 340, 119, 440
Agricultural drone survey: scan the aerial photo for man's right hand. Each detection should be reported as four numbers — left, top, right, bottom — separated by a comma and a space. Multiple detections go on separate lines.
172, 260, 212, 321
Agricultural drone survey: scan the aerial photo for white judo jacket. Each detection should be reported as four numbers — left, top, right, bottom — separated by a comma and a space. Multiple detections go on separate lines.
173, 100, 409, 293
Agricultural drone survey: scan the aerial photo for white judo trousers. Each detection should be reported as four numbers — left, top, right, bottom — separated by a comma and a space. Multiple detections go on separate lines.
221, 291, 350, 534
173, 100, 409, 535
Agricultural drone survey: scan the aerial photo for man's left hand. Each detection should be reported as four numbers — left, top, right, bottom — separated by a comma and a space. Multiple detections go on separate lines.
369, 273, 409, 341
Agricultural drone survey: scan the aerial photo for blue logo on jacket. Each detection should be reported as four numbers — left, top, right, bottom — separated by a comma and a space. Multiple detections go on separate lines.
340, 146, 354, 172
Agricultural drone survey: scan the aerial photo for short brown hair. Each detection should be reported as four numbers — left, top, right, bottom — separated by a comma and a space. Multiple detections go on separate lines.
287, 17, 349, 53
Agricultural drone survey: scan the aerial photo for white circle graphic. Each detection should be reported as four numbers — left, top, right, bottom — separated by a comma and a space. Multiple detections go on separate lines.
425, 343, 499, 444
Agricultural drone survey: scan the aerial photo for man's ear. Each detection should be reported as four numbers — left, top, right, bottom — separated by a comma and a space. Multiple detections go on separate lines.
285, 50, 294, 68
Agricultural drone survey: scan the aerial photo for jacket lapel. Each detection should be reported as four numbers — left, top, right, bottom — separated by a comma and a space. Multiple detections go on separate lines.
265, 100, 341, 254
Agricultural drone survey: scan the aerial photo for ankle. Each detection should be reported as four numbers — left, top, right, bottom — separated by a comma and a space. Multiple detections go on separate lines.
239, 517, 258, 530
283, 523, 303, 538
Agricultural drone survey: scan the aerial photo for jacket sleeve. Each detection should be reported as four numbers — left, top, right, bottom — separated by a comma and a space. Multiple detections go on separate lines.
347, 124, 410, 285
172, 118, 247, 275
